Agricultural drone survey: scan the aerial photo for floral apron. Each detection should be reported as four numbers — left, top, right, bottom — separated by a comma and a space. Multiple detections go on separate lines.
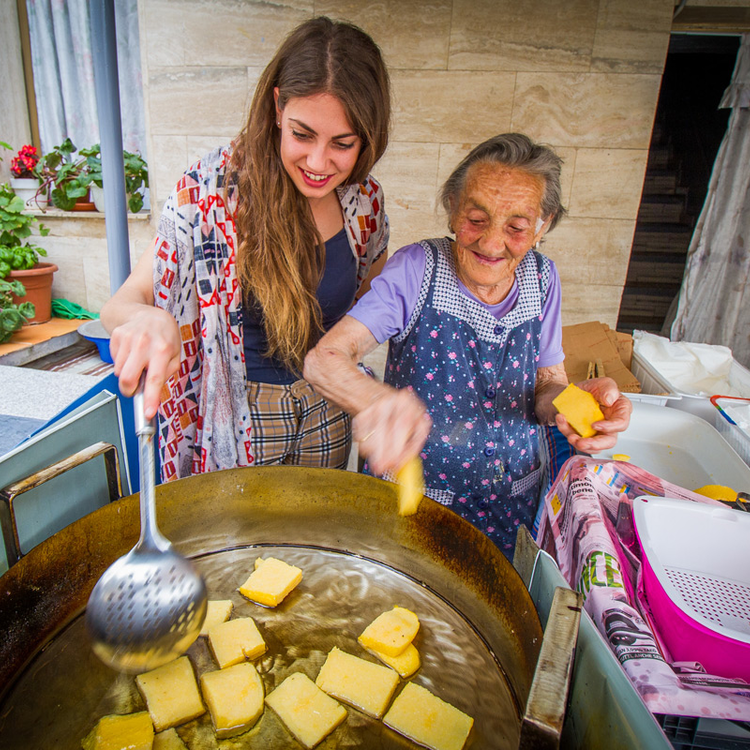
385, 237, 551, 557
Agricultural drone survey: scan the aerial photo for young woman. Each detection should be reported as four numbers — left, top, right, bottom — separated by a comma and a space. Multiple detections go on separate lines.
101, 17, 391, 481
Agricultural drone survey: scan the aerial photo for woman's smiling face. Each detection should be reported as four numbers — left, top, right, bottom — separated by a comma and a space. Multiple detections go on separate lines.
452, 162, 550, 304
275, 90, 361, 206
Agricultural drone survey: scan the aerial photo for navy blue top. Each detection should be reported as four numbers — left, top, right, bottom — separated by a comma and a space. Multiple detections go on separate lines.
243, 227, 357, 384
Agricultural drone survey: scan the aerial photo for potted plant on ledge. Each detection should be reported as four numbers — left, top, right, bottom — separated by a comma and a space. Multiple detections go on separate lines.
33, 138, 94, 211
1, 142, 46, 208
0, 182, 55, 325
82, 144, 149, 213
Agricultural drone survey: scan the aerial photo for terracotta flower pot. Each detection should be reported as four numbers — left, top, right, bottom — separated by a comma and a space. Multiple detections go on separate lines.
9, 262, 58, 324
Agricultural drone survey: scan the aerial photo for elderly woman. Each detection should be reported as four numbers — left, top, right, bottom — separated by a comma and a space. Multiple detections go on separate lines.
304, 133, 632, 556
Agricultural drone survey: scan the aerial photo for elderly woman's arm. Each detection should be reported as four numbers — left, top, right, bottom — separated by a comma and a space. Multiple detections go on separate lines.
304, 316, 432, 474
535, 363, 632, 452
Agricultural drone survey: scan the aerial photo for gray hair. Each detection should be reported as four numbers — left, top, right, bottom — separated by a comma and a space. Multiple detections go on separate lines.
440, 133, 567, 233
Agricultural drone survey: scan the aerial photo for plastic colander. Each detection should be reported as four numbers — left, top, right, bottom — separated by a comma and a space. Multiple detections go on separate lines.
632, 495, 750, 682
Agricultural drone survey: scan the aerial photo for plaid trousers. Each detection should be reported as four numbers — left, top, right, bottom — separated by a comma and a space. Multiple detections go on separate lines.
247, 379, 352, 468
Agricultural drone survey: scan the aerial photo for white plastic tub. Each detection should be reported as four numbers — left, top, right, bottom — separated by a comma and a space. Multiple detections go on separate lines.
594, 401, 750, 491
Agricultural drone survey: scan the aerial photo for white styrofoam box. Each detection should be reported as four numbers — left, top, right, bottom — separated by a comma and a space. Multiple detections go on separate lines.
594, 401, 750, 492
713, 397, 750, 468
632, 350, 750, 423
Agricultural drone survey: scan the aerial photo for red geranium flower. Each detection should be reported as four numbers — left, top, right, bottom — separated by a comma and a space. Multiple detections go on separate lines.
10, 145, 39, 179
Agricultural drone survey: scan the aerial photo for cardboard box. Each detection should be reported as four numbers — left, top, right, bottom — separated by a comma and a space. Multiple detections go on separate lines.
562, 322, 641, 393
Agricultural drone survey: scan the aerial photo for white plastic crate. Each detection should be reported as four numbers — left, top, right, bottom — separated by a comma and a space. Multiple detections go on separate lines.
712, 396, 750, 468
629, 351, 682, 407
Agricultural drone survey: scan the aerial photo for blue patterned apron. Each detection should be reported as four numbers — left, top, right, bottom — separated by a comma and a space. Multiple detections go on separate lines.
385, 237, 551, 558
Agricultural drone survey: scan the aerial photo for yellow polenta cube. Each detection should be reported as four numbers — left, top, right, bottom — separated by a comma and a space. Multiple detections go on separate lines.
152, 728, 187, 750
358, 606, 420, 657
81, 711, 154, 750
265, 672, 347, 749
383, 682, 474, 750
315, 647, 399, 718
239, 557, 302, 607
200, 662, 265, 738
552, 383, 605, 438
135, 656, 205, 732
208, 616, 267, 669
396, 456, 425, 516
366, 642, 421, 678
199, 599, 234, 637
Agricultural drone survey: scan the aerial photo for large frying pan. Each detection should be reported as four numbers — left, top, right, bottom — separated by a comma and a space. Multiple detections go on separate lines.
0, 466, 549, 748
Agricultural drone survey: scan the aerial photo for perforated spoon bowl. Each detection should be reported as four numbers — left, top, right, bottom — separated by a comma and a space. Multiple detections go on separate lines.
86, 385, 207, 673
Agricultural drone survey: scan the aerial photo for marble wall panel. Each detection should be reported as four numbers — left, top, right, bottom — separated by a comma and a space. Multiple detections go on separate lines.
543, 217, 635, 288
375, 142, 442, 251
139, 0, 187, 68
141, 0, 311, 69
511, 72, 662, 149
554, 146, 578, 210
560, 284, 623, 328
568, 148, 648, 219
147, 67, 251, 137
314, 0, 452, 70
35, 218, 154, 310
591, 0, 673, 74
150, 135, 188, 204
391, 70, 515, 143
449, 0, 598, 72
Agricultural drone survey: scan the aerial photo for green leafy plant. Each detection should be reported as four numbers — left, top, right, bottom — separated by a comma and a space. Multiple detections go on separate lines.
33, 137, 90, 210
0, 277, 35, 343
0, 182, 49, 279
80, 144, 149, 213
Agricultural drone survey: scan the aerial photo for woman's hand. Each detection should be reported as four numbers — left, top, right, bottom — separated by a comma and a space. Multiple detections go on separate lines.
108, 307, 181, 420
555, 376, 633, 454
352, 388, 432, 476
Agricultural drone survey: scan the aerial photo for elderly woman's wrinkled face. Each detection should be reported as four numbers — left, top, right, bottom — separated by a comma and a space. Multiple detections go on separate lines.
452, 162, 549, 305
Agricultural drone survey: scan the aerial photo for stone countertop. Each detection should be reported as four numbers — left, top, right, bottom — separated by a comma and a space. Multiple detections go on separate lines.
0, 365, 103, 420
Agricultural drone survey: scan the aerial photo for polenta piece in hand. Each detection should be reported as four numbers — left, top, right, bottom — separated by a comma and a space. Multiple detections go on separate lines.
358, 606, 420, 657
201, 662, 265, 738
552, 383, 605, 439
315, 647, 399, 718
265, 672, 347, 749
199, 599, 234, 637
396, 456, 425, 516
208, 616, 267, 669
383, 682, 474, 750
153, 728, 188, 750
239, 556, 303, 607
135, 656, 205, 732
365, 642, 421, 678
81, 711, 153, 750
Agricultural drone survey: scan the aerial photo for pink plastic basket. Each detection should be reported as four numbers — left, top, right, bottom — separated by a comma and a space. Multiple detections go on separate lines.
633, 496, 750, 682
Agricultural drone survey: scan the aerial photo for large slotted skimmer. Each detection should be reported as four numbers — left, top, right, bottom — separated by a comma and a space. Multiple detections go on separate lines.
85, 384, 207, 673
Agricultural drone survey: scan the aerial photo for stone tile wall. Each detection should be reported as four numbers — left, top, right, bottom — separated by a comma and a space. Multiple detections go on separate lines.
139, 0, 676, 328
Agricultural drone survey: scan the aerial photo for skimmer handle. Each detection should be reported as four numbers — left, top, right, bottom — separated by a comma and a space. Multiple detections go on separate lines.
133, 375, 167, 550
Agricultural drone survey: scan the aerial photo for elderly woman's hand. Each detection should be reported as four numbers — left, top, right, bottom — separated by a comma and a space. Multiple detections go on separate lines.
352, 388, 432, 476
555, 376, 632, 454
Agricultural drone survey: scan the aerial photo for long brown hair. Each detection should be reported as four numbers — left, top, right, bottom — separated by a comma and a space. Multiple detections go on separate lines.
230, 17, 390, 372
